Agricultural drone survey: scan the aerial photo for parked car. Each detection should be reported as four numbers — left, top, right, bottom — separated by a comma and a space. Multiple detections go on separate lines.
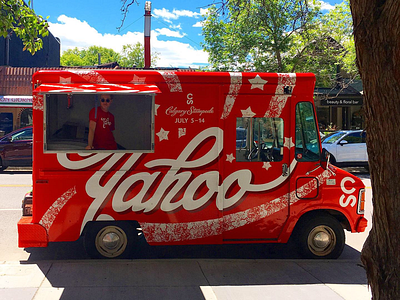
0, 126, 32, 171
321, 130, 368, 170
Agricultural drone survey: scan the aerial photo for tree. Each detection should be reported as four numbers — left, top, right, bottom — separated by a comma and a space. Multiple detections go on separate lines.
202, 0, 358, 86
202, 1, 320, 72
119, 42, 159, 68
61, 43, 159, 68
0, 0, 49, 54
349, 1, 400, 298
61, 46, 120, 66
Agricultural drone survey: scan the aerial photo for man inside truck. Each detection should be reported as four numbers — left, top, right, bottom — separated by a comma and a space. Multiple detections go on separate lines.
85, 94, 118, 150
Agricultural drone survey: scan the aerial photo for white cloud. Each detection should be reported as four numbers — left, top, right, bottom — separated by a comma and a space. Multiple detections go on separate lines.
48, 14, 208, 68
318, 1, 335, 10
49, 15, 143, 52
193, 21, 203, 28
155, 28, 185, 38
153, 8, 202, 22
170, 24, 183, 30
152, 39, 208, 67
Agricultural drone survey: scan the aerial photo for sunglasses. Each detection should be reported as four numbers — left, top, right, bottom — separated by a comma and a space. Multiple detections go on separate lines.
101, 99, 110, 103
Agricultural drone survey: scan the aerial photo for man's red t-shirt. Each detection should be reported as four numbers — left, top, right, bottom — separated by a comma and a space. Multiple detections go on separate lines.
89, 107, 117, 150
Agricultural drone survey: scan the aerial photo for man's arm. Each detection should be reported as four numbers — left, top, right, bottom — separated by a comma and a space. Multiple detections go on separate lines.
86, 120, 96, 150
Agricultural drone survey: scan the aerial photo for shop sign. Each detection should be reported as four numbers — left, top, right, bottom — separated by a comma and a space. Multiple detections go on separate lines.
0, 95, 33, 107
321, 98, 363, 106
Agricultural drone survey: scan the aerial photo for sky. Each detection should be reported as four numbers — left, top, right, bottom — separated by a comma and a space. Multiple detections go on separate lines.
31, 0, 345, 68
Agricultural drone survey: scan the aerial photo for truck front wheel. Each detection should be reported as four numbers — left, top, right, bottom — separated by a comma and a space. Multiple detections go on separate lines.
84, 222, 137, 259
295, 215, 345, 259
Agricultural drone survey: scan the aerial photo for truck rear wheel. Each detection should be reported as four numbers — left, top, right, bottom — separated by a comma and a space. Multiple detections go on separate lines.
84, 222, 137, 259
295, 215, 345, 259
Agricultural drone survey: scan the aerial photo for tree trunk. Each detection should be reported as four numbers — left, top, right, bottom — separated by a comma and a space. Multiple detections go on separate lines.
349, 1, 400, 299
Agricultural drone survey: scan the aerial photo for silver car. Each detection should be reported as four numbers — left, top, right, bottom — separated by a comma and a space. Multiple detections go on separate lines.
321, 130, 368, 170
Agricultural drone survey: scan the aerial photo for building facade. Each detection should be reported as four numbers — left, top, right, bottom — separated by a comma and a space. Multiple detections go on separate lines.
0, 28, 60, 135
314, 80, 364, 132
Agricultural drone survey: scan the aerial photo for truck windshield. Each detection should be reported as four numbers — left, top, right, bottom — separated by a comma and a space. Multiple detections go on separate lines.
295, 102, 320, 161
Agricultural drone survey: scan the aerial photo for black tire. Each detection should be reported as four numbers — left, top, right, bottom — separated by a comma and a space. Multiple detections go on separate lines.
84, 222, 138, 259
295, 215, 345, 259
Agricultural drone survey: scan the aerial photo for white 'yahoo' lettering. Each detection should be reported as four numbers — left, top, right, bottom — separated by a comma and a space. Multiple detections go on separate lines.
57, 127, 293, 233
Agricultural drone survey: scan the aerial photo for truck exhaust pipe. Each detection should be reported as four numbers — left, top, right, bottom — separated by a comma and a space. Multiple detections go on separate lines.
144, 1, 151, 69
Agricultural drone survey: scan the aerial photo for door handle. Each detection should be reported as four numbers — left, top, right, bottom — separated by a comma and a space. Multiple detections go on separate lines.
282, 163, 289, 177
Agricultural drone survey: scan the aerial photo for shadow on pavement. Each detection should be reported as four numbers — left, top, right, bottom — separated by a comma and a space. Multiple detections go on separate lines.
21, 241, 367, 300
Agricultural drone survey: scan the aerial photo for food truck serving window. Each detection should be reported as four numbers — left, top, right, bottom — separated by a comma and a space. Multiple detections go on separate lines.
36, 83, 160, 153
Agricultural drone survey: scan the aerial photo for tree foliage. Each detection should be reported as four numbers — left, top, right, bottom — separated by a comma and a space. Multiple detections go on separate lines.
119, 42, 159, 68
202, 0, 357, 86
61, 46, 120, 66
61, 43, 159, 68
0, 0, 49, 54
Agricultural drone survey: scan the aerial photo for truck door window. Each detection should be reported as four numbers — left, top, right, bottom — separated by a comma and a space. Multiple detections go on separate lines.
295, 102, 320, 161
236, 117, 284, 162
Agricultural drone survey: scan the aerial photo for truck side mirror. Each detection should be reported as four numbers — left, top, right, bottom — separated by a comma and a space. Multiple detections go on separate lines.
320, 148, 331, 170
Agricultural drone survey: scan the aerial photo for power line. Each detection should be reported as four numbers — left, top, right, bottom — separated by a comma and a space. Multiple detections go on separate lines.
118, 15, 144, 33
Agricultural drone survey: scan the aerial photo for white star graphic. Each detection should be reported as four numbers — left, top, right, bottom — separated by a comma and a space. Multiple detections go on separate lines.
130, 74, 146, 84
262, 162, 272, 170
226, 153, 235, 163
156, 128, 169, 141
249, 75, 268, 90
241, 106, 256, 118
60, 77, 71, 83
155, 104, 160, 116
284, 137, 295, 149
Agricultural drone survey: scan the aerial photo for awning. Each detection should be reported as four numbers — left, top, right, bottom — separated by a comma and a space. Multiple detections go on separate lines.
33, 83, 161, 94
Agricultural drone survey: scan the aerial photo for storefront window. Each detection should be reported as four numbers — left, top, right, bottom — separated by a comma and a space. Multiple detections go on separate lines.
0, 112, 13, 135
20, 108, 33, 128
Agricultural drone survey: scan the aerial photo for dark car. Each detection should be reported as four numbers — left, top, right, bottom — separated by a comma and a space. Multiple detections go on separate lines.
0, 126, 32, 171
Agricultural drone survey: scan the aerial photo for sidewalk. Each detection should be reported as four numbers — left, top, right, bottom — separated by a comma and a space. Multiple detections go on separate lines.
0, 259, 371, 300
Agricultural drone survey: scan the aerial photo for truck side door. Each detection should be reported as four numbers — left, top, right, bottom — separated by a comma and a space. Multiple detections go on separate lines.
222, 94, 291, 242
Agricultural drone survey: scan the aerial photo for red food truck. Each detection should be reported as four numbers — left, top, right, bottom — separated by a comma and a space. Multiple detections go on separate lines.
18, 69, 367, 259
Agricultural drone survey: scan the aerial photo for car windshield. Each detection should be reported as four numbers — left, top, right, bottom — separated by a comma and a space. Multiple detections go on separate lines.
322, 132, 347, 144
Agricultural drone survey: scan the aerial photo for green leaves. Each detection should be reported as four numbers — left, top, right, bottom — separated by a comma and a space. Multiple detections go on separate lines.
60, 43, 159, 68
202, 0, 358, 86
0, 0, 49, 54
119, 42, 159, 68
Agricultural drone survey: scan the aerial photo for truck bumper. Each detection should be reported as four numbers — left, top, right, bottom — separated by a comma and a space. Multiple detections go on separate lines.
355, 216, 368, 233
17, 217, 48, 248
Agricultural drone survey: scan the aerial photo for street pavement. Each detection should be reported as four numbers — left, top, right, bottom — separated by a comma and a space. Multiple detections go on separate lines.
0, 258, 371, 300
0, 168, 372, 300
